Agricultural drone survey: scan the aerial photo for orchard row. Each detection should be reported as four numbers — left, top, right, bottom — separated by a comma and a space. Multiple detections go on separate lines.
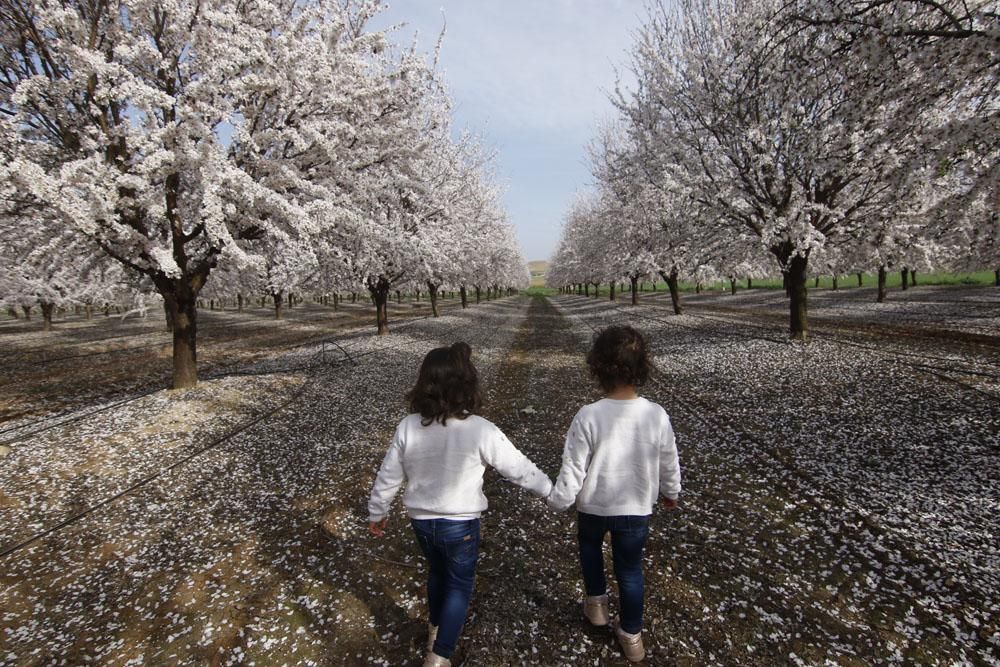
548, 0, 999, 338
0, 0, 527, 388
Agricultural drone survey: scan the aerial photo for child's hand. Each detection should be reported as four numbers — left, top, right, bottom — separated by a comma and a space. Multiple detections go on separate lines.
368, 518, 387, 536
661, 496, 679, 510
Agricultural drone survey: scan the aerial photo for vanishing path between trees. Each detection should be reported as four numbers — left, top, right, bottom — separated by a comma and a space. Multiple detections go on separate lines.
1, 293, 996, 665
467, 294, 997, 665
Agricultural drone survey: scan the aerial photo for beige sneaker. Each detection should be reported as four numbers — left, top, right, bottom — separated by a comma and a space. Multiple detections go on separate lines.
422, 653, 451, 667
616, 626, 645, 662
426, 624, 438, 652
583, 594, 610, 626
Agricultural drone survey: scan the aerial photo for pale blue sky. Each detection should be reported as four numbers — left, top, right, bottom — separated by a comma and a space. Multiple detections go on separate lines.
369, 1, 646, 261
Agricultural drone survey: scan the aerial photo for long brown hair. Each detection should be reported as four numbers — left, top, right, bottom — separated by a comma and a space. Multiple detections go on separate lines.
406, 342, 482, 426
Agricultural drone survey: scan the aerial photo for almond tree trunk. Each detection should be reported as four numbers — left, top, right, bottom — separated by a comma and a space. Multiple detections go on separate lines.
857, 272, 863, 287
272, 292, 283, 319
910, 271, 917, 287
995, 269, 999, 286
901, 268, 909, 290
747, 277, 753, 289
609, 282, 616, 301
475, 286, 481, 304
428, 281, 440, 317
460, 285, 468, 309
369, 277, 391, 335
785, 254, 809, 340
730, 277, 737, 295
21, 305, 31, 320
772, 242, 809, 340
877, 266, 888, 303
160, 284, 199, 389
630, 275, 639, 305
237, 294, 244, 312
832, 275, 839, 291
40, 301, 55, 331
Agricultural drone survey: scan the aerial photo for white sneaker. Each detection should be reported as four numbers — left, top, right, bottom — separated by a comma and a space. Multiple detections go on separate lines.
583, 594, 610, 626
422, 652, 451, 667
616, 626, 645, 662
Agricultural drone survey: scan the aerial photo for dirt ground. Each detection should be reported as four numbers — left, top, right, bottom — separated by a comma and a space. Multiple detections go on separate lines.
1, 289, 998, 665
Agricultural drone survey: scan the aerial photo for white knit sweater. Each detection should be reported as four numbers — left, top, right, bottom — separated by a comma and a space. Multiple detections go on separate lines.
368, 414, 553, 522
547, 397, 681, 516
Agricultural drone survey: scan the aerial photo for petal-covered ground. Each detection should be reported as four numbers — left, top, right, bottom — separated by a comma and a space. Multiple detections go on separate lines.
0, 288, 997, 665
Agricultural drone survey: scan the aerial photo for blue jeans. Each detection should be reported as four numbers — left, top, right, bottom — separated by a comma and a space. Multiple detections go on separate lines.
410, 518, 481, 658
577, 512, 650, 634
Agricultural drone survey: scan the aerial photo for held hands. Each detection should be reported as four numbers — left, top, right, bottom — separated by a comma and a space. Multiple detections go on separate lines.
661, 496, 679, 510
368, 518, 387, 537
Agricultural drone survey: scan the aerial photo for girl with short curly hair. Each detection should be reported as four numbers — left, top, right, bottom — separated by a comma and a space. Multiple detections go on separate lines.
548, 325, 682, 663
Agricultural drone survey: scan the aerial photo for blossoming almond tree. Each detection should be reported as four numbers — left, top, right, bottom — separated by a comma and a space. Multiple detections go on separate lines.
0, 0, 452, 385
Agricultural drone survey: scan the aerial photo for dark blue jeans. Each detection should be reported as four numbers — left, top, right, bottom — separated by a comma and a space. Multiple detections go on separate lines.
410, 518, 481, 658
577, 512, 650, 634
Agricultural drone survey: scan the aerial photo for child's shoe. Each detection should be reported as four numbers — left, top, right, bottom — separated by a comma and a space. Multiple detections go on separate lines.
422, 653, 451, 667
426, 624, 438, 652
615, 626, 645, 662
583, 593, 610, 626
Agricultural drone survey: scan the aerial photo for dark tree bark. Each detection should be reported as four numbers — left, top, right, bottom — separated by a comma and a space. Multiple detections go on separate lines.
475, 286, 481, 304
857, 272, 864, 287
368, 276, 392, 335
911, 271, 917, 287
747, 277, 753, 289
995, 269, 999, 286
630, 275, 639, 305
832, 276, 839, 291
396, 290, 402, 304
584, 283, 590, 297
785, 254, 809, 340
163, 299, 174, 331
730, 277, 738, 295
272, 292, 283, 320
428, 281, 440, 317
771, 241, 810, 339
237, 294, 244, 312
593, 282, 600, 298
659, 269, 683, 315
157, 279, 202, 389
333, 293, 339, 311
901, 268, 909, 290
21, 305, 31, 320
351, 292, 357, 303
877, 265, 888, 303
40, 301, 55, 331
460, 285, 468, 309
814, 276, 820, 289
609, 282, 616, 301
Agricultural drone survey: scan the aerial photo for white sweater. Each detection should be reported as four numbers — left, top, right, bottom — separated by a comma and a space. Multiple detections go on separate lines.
368, 414, 553, 522
547, 397, 681, 516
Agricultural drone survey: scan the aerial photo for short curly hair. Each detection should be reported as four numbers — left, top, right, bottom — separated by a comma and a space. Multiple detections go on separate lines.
586, 326, 651, 392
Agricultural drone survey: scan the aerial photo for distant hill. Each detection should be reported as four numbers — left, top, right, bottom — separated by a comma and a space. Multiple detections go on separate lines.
528, 260, 549, 287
